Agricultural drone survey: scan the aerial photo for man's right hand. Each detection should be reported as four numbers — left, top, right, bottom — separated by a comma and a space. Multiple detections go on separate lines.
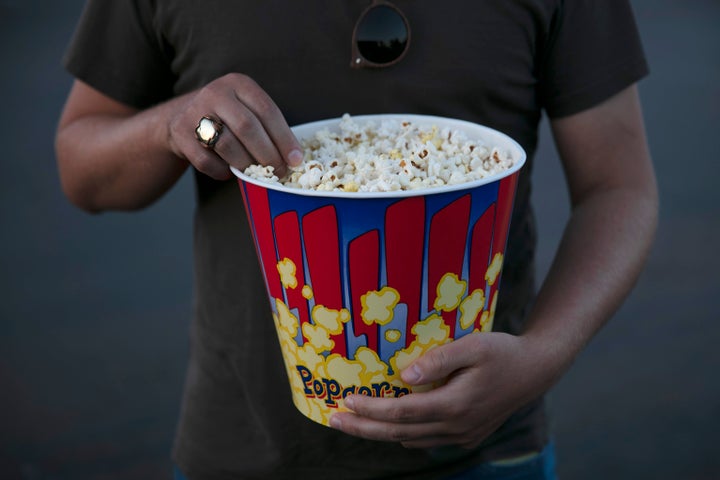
167, 73, 303, 181
56, 73, 301, 212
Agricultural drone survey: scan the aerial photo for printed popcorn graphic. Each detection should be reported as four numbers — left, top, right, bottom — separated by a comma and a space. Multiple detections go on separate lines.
238, 169, 518, 427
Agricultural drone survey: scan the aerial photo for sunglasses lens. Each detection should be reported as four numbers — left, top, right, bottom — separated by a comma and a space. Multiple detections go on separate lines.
356, 5, 409, 64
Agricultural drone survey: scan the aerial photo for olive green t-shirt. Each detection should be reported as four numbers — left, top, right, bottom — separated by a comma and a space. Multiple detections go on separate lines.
64, 1, 648, 478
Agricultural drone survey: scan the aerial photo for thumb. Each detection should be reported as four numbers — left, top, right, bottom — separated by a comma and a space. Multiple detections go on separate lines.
400, 334, 484, 385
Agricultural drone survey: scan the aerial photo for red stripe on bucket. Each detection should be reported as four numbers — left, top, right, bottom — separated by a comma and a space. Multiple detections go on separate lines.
385, 198, 426, 348
468, 204, 495, 330
469, 204, 495, 293
427, 195, 471, 338
274, 211, 310, 329
487, 173, 519, 310
302, 205, 346, 356
243, 182, 283, 302
349, 230, 380, 353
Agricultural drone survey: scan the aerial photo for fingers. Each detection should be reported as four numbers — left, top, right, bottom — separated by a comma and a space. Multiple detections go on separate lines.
330, 389, 505, 449
331, 409, 446, 445
229, 75, 304, 168
330, 390, 459, 439
402, 333, 489, 385
400, 416, 507, 450
169, 73, 302, 180
169, 120, 234, 180
328, 333, 526, 449
208, 116, 255, 172
344, 391, 449, 424
330, 391, 491, 448
216, 85, 288, 177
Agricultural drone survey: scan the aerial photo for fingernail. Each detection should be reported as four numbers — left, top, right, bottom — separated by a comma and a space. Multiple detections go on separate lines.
402, 365, 422, 384
330, 415, 342, 429
288, 149, 303, 166
344, 395, 355, 410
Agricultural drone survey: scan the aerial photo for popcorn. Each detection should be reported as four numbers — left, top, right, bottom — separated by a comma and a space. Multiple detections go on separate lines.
243, 114, 515, 192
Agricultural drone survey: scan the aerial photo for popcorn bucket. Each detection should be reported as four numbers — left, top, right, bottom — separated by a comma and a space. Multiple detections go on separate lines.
232, 115, 526, 427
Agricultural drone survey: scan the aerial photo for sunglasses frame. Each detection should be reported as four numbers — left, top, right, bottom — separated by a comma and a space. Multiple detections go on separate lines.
350, 0, 412, 69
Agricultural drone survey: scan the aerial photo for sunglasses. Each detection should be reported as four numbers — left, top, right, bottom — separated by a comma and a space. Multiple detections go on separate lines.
351, 0, 411, 68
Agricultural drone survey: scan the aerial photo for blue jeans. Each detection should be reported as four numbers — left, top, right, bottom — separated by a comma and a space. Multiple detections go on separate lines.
444, 442, 557, 479
174, 442, 557, 480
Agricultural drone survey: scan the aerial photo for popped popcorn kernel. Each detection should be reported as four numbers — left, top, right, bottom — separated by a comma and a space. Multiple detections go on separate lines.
243, 114, 515, 192
342, 181, 359, 192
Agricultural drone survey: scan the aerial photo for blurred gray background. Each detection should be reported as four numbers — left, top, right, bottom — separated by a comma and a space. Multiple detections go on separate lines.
1, 1, 718, 478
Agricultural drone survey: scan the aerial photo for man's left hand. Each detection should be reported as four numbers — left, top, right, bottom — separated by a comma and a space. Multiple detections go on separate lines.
329, 331, 553, 449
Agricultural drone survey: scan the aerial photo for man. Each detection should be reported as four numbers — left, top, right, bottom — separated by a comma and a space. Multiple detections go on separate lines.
56, 1, 658, 478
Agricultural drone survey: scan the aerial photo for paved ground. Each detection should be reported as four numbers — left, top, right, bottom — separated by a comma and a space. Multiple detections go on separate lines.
1, 1, 718, 479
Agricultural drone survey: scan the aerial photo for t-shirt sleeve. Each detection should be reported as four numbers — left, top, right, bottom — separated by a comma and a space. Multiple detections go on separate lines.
63, 0, 176, 109
539, 0, 649, 118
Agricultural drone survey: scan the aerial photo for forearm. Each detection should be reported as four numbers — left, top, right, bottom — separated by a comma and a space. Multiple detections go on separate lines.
56, 93, 191, 213
57, 75, 302, 213
523, 182, 658, 382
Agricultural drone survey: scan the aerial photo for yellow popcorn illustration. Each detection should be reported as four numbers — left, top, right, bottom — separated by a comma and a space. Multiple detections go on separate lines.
296, 344, 326, 374
389, 342, 428, 376
479, 310, 492, 332
459, 289, 486, 330
274, 268, 502, 426
277, 258, 298, 289
275, 299, 299, 336
302, 322, 334, 353
486, 252, 504, 286
236, 114, 522, 429
361, 287, 400, 326
385, 329, 402, 343
326, 355, 364, 387
434, 273, 466, 311
355, 347, 388, 380
311, 305, 349, 335
412, 314, 451, 346
302, 285, 314, 299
